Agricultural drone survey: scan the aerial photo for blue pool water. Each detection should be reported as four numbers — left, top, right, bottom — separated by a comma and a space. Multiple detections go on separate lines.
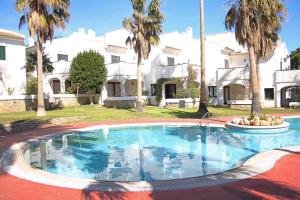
24, 118, 300, 181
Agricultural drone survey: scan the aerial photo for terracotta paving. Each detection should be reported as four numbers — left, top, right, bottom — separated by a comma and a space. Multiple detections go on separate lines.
0, 117, 300, 200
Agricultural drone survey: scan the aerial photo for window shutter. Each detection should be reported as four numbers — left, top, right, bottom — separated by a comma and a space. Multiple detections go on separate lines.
0, 46, 6, 60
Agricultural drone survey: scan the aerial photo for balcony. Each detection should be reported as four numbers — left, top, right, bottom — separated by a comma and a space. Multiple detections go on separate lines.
157, 64, 200, 80
106, 61, 138, 79
275, 70, 300, 83
217, 66, 249, 82
106, 62, 201, 80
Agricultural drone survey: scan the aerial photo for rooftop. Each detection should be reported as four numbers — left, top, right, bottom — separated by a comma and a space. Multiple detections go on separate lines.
0, 29, 25, 40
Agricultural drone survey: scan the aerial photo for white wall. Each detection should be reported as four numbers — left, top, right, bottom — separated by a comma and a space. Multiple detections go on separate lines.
0, 34, 26, 96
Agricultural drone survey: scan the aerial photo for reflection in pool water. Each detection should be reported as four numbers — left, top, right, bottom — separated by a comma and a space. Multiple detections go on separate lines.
24, 118, 300, 181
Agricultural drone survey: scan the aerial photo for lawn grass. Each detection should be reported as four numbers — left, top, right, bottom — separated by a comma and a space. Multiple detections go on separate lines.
0, 105, 299, 125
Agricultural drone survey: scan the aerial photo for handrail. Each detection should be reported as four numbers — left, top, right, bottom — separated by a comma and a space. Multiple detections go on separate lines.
199, 112, 211, 127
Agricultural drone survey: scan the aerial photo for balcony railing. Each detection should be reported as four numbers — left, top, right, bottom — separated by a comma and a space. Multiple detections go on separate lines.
275, 70, 300, 83
106, 62, 200, 80
157, 64, 200, 79
217, 66, 250, 82
106, 61, 138, 79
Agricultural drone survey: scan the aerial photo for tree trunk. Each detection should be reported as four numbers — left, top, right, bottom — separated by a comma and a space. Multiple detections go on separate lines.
37, 41, 46, 117
198, 0, 209, 116
249, 45, 261, 114
136, 55, 143, 112
89, 93, 94, 105
256, 57, 262, 110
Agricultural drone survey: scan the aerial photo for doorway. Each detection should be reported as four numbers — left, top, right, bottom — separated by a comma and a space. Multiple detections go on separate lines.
223, 86, 230, 104
165, 84, 176, 99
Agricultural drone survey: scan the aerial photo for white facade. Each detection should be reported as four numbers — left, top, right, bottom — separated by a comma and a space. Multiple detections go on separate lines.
26, 27, 298, 108
0, 29, 26, 96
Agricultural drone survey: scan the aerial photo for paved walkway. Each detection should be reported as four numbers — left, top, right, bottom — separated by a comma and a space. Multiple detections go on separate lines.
0, 117, 299, 200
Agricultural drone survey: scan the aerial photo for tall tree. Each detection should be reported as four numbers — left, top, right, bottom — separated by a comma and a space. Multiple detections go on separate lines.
69, 50, 107, 104
198, 0, 209, 116
255, 3, 286, 109
225, 0, 286, 114
123, 0, 163, 112
16, 0, 70, 116
290, 48, 300, 70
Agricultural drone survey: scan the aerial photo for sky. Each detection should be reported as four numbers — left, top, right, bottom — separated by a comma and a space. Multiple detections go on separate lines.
0, 0, 300, 52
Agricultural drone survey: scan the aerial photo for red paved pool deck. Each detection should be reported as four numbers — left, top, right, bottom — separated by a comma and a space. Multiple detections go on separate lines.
0, 117, 300, 200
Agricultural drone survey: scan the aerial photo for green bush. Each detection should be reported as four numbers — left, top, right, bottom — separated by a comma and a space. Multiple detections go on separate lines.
176, 88, 190, 98
70, 50, 107, 93
65, 85, 77, 94
142, 90, 149, 96
24, 78, 38, 95
6, 87, 15, 95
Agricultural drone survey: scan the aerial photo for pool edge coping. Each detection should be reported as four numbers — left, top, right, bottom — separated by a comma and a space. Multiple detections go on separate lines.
1, 119, 300, 192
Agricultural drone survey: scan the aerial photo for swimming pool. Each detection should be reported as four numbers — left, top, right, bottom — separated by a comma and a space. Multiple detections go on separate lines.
23, 118, 300, 182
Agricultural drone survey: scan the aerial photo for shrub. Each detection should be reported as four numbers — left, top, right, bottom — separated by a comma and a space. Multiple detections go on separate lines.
70, 50, 107, 93
6, 87, 14, 95
142, 90, 149, 96
65, 85, 77, 94
24, 78, 38, 95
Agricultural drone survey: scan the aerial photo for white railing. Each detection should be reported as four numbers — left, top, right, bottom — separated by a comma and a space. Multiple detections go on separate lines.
158, 64, 200, 79
275, 70, 300, 83
106, 62, 138, 78
217, 67, 250, 81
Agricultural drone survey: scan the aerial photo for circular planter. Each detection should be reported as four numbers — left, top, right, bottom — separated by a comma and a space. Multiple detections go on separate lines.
225, 121, 290, 134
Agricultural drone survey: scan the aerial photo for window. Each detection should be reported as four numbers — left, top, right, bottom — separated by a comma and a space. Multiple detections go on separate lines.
0, 46, 6, 60
57, 54, 68, 62
151, 84, 157, 96
167, 57, 175, 66
224, 59, 229, 69
111, 55, 120, 63
264, 88, 274, 100
208, 86, 217, 97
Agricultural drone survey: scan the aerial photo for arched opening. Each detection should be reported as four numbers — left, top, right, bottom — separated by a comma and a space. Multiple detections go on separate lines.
223, 84, 247, 104
106, 80, 121, 97
49, 78, 61, 94
280, 86, 300, 107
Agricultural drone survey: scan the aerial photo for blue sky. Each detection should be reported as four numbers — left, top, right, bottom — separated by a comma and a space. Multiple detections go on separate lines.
1, 0, 300, 52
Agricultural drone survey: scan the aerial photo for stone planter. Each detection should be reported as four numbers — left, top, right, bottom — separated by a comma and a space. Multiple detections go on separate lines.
225, 121, 290, 134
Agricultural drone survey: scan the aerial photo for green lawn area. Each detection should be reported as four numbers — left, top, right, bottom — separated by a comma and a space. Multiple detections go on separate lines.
0, 105, 299, 125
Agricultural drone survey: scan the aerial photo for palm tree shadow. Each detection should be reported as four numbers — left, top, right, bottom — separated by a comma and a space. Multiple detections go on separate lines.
161, 107, 202, 118
221, 178, 300, 200
81, 182, 128, 200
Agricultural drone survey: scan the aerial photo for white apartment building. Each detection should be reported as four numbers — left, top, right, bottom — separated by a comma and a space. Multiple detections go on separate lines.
0, 29, 26, 96
27, 27, 299, 108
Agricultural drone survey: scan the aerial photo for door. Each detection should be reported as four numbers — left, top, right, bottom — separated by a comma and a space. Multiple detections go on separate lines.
223, 86, 230, 105
165, 84, 176, 99
107, 82, 121, 97
53, 80, 61, 94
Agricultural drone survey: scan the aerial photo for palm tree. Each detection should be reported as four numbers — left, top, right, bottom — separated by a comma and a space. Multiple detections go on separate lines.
123, 0, 163, 112
198, 0, 209, 116
23, 52, 54, 81
225, 0, 286, 114
255, 4, 286, 109
16, 0, 70, 116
